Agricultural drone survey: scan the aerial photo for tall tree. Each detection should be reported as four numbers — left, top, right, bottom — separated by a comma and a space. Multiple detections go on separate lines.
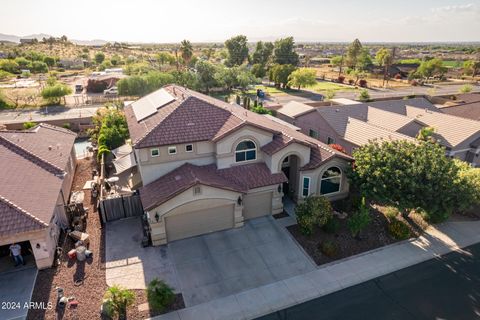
252, 41, 274, 65
195, 59, 217, 93
345, 39, 363, 69
225, 35, 249, 67
180, 40, 194, 68
273, 37, 299, 66
375, 47, 394, 86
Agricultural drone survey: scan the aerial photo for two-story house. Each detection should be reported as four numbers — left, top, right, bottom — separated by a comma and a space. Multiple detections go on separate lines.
124, 85, 352, 245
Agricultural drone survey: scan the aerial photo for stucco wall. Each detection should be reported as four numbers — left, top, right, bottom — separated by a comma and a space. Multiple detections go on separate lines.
147, 185, 243, 245
294, 111, 341, 146
215, 126, 273, 169
298, 157, 350, 202
266, 143, 310, 173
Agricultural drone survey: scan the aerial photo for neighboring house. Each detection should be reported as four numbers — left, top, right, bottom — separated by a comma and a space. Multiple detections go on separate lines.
124, 85, 352, 245
278, 97, 480, 166
19, 38, 36, 44
437, 93, 480, 122
0, 124, 77, 269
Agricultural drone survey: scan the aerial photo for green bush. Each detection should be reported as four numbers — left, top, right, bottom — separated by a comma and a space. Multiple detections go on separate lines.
322, 217, 340, 234
103, 285, 135, 319
320, 240, 337, 257
23, 121, 37, 130
347, 197, 371, 238
147, 278, 175, 312
388, 219, 411, 240
383, 206, 399, 221
295, 196, 333, 236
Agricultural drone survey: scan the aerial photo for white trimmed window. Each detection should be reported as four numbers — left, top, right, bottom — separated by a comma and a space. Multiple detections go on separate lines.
193, 185, 201, 195
320, 167, 342, 195
235, 140, 257, 162
327, 137, 335, 144
150, 148, 160, 157
168, 146, 177, 155
185, 144, 193, 152
302, 176, 310, 197
309, 129, 319, 139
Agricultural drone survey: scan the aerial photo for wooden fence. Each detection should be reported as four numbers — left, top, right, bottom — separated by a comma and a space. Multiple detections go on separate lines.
99, 194, 143, 223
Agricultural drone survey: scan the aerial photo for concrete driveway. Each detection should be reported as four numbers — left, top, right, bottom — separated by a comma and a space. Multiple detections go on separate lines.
170, 216, 315, 306
0, 267, 37, 320
105, 216, 314, 307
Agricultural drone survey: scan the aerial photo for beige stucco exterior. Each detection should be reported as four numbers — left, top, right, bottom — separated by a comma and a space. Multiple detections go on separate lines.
136, 121, 351, 244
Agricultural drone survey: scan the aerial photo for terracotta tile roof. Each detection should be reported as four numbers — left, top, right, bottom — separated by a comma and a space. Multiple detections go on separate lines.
140, 163, 246, 211
0, 196, 48, 237
0, 123, 76, 171
261, 134, 295, 155
0, 124, 76, 237
139, 162, 287, 211
276, 101, 314, 118
301, 145, 339, 171
217, 163, 287, 190
124, 85, 349, 170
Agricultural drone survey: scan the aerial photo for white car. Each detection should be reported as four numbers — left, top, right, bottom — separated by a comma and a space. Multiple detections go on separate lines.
104, 87, 118, 96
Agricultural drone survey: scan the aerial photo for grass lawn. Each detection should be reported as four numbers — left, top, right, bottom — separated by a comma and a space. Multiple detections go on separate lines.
307, 81, 358, 93
443, 60, 464, 68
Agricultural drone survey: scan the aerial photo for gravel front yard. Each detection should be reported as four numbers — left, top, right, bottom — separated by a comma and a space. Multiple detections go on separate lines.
28, 158, 183, 319
287, 206, 399, 266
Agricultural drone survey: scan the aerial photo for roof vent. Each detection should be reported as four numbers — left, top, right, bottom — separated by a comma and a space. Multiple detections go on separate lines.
48, 145, 53, 151
335, 109, 340, 112
186, 122, 195, 126
174, 175, 182, 181
173, 87, 176, 96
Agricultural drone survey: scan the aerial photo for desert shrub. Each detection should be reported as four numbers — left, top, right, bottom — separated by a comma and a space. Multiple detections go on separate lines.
320, 240, 337, 257
388, 219, 411, 240
347, 197, 371, 238
357, 89, 370, 102
41, 83, 72, 104
348, 79, 354, 85
322, 217, 340, 234
383, 206, 399, 221
147, 278, 175, 312
295, 195, 333, 236
359, 79, 367, 87
23, 121, 37, 130
62, 123, 71, 130
337, 75, 345, 83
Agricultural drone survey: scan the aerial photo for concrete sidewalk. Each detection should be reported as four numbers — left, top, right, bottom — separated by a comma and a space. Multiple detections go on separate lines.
150, 220, 480, 320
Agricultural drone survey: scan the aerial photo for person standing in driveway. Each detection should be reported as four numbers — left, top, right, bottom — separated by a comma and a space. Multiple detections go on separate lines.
9, 243, 25, 266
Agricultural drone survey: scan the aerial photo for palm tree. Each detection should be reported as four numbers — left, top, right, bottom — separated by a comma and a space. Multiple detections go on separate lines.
103, 285, 135, 320
180, 40, 193, 68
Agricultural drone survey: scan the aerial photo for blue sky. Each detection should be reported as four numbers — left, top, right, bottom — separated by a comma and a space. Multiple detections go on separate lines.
1, 0, 479, 42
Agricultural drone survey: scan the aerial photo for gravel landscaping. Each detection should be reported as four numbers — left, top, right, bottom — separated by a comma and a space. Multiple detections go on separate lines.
28, 158, 183, 320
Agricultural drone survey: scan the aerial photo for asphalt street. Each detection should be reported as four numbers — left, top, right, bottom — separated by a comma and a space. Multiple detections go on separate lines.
257, 243, 480, 320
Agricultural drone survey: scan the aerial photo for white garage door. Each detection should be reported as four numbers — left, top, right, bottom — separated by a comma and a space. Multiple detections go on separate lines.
243, 192, 272, 219
165, 203, 234, 242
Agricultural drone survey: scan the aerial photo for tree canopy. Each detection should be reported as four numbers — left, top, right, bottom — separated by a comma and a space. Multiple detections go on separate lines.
269, 64, 296, 88
180, 40, 194, 67
273, 37, 299, 66
41, 83, 72, 104
345, 39, 363, 69
287, 68, 317, 90
252, 41, 274, 65
350, 139, 460, 222
224, 35, 249, 67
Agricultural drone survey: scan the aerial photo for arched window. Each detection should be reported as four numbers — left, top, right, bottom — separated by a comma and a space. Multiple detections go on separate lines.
235, 140, 256, 162
320, 167, 342, 195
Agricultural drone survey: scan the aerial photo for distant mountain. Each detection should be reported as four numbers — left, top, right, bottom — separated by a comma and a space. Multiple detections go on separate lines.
0, 33, 108, 46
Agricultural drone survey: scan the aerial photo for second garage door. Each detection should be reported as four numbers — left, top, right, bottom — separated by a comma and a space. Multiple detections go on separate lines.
165, 203, 234, 242
243, 192, 272, 220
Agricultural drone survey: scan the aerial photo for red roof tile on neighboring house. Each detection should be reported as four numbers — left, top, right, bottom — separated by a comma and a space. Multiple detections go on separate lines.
0, 196, 48, 237
139, 162, 287, 211
0, 124, 76, 237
